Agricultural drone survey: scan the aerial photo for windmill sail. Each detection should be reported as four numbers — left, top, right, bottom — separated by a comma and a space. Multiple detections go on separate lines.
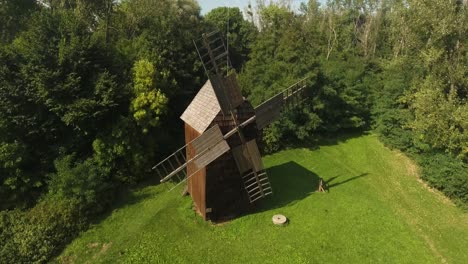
254, 78, 310, 130
254, 93, 284, 130
191, 125, 230, 168
232, 140, 273, 202
243, 170, 272, 203
153, 124, 230, 185
153, 78, 310, 189
194, 30, 243, 115
209, 74, 244, 115
193, 31, 231, 77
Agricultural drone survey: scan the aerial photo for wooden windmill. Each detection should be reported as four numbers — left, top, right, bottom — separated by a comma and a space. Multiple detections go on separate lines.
153, 31, 311, 221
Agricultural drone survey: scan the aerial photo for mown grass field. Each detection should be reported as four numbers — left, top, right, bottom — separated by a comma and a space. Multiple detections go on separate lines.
56, 134, 468, 264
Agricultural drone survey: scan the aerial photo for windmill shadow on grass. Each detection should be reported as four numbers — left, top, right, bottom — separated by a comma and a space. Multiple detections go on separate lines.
256, 162, 369, 212
257, 161, 320, 212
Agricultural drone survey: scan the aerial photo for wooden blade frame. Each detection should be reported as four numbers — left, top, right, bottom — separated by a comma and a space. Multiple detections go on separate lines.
152, 78, 310, 190
155, 29, 309, 197
232, 140, 265, 174
153, 125, 230, 189
243, 170, 272, 202
254, 93, 283, 130
194, 31, 243, 115
193, 30, 231, 77
210, 74, 243, 115
232, 140, 273, 203
254, 78, 310, 130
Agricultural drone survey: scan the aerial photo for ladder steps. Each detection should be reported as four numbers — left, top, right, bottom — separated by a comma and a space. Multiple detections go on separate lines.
208, 37, 222, 46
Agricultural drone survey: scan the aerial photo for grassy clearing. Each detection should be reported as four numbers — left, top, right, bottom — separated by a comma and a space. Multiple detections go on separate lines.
56, 134, 468, 264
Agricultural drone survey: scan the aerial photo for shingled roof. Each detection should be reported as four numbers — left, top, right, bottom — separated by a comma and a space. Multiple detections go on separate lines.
180, 80, 221, 134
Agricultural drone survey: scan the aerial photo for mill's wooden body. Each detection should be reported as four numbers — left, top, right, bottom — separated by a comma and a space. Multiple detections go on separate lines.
185, 99, 258, 221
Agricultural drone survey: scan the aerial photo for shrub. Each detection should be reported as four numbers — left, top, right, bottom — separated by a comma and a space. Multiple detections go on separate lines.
0, 154, 118, 263
416, 152, 468, 209
48, 155, 113, 214
0, 198, 85, 263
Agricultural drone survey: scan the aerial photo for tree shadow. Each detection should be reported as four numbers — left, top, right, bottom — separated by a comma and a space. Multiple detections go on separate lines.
256, 161, 368, 212
89, 186, 161, 225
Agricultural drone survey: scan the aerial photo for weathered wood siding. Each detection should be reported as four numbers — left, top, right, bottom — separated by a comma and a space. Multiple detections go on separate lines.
185, 123, 207, 219
205, 101, 258, 220
185, 100, 259, 221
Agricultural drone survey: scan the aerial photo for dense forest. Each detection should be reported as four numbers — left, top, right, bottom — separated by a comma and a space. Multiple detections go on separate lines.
0, 0, 466, 262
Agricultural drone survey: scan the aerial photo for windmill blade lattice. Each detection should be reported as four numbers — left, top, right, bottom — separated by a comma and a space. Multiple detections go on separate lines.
194, 30, 232, 77
194, 31, 244, 115
232, 140, 273, 202
153, 125, 230, 187
255, 78, 310, 130
153, 78, 310, 188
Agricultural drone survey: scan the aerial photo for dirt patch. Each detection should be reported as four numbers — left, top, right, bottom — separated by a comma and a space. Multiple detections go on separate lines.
420, 232, 449, 264
101, 243, 112, 254
58, 255, 76, 264
90, 242, 112, 261
87, 242, 100, 249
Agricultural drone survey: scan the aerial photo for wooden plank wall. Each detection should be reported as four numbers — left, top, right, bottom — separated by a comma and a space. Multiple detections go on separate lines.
205, 101, 258, 220
185, 123, 207, 219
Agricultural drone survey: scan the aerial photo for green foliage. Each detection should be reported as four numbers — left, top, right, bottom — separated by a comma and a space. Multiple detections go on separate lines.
0, 0, 36, 43
0, 9, 126, 208
383, 0, 468, 160
416, 152, 468, 209
113, 0, 202, 95
0, 198, 84, 264
369, 0, 467, 204
408, 78, 468, 160
371, 57, 418, 151
48, 155, 112, 214
316, 56, 373, 131
0, 141, 37, 210
0, 1, 204, 262
92, 116, 152, 184
240, 5, 317, 104
262, 104, 322, 153
131, 59, 168, 132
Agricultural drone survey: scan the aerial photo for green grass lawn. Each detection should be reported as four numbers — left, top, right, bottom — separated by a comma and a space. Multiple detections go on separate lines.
56, 134, 468, 264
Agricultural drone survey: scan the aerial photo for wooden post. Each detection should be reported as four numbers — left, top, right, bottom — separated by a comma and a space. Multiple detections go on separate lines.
318, 178, 327, 192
